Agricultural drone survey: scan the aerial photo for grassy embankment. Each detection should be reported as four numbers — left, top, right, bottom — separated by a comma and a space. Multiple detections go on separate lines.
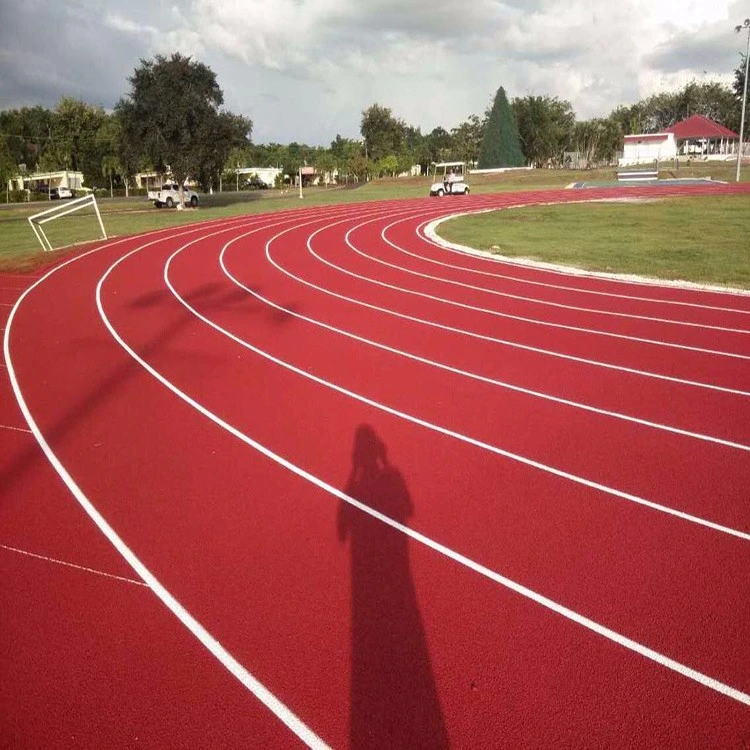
0, 162, 747, 282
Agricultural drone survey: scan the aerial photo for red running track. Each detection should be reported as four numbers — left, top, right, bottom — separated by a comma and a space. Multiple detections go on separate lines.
2, 186, 750, 747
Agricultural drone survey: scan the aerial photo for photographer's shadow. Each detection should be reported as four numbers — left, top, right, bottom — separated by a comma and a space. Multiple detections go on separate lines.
337, 424, 448, 749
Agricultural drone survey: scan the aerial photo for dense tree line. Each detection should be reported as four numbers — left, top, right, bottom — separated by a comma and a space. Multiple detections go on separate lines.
1, 53, 747, 196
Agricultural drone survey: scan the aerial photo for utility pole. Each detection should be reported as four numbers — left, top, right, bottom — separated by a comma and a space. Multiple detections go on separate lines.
735, 19, 750, 182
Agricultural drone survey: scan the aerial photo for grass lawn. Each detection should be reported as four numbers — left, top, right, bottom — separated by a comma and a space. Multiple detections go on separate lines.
0, 161, 747, 275
436, 194, 750, 290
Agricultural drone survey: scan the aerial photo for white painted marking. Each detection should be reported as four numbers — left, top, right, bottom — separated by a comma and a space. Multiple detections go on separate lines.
0, 542, 149, 586
334, 217, 750, 354
5, 219, 331, 750
276, 211, 750, 397
420, 200, 750, 305
164, 222, 750, 540
0, 423, 32, 434
103, 229, 750, 708
382, 213, 750, 329
220, 228, 749, 452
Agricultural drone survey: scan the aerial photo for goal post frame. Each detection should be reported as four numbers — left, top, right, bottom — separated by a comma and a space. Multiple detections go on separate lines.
28, 194, 108, 252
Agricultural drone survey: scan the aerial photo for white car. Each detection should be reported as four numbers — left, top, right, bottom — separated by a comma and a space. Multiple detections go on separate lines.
50, 186, 73, 199
148, 183, 199, 208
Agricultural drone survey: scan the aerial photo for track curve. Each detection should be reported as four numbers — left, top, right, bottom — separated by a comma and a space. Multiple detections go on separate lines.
4, 186, 750, 747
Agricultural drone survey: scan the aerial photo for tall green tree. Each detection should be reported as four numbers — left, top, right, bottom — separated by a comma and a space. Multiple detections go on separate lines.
360, 104, 406, 161
116, 53, 252, 200
478, 87, 524, 168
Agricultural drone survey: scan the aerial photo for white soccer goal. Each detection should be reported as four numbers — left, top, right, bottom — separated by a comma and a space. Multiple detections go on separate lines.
28, 194, 108, 252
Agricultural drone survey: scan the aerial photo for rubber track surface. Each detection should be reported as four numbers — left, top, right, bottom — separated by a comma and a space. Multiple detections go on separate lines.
2, 186, 749, 748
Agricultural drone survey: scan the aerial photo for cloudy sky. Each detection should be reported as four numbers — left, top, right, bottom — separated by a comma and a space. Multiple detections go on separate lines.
0, 0, 747, 145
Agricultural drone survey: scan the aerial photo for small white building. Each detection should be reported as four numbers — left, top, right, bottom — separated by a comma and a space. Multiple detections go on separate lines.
9, 169, 85, 192
619, 133, 677, 166
235, 166, 282, 187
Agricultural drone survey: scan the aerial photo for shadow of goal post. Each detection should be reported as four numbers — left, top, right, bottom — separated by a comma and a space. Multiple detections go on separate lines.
28, 194, 108, 252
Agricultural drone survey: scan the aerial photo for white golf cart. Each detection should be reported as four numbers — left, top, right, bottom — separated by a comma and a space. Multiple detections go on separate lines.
429, 161, 470, 197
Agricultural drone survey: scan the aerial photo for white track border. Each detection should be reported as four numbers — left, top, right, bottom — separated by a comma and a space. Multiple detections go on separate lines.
423, 209, 750, 298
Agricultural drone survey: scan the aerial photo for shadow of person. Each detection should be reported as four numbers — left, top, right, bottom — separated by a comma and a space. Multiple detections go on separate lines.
337, 424, 448, 749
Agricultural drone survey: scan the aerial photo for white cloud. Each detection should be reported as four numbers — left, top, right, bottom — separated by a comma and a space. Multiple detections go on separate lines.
0, 0, 742, 144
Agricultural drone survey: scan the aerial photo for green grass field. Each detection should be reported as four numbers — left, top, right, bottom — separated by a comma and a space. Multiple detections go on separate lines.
436, 194, 750, 290
1, 162, 748, 282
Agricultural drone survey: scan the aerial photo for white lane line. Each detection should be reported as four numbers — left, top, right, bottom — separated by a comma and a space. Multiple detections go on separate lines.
282, 213, 750, 397
6, 218, 331, 750
0, 423, 32, 434
335, 216, 750, 353
0, 302, 13, 307
220, 228, 749, 452
107, 231, 750, 708
171, 223, 750, 541
380, 213, 750, 339
413, 209, 750, 312
0, 543, 149, 586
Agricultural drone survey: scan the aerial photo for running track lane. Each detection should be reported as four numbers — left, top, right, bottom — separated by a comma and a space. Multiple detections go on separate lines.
205, 216, 750, 533
5, 190, 750, 746
0, 249, 307, 747
299, 215, 750, 390
361, 211, 750, 350
249, 209, 750, 445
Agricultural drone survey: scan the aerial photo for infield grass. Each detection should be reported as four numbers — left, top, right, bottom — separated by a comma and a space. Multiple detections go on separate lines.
436, 194, 750, 290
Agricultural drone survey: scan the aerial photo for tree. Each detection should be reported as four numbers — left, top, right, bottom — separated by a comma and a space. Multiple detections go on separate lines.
360, 104, 406, 161
379, 154, 399, 176
608, 80, 740, 134
0, 106, 54, 172
426, 127, 453, 164
96, 114, 125, 195
116, 53, 252, 202
348, 152, 369, 181
478, 87, 524, 168
330, 134, 362, 182
403, 126, 429, 174
0, 136, 16, 197
512, 95, 575, 167
735, 54, 747, 104
451, 115, 485, 165
314, 150, 336, 185
36, 98, 107, 186
570, 118, 622, 167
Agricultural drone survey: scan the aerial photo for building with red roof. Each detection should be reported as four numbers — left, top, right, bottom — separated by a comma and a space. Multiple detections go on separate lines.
665, 114, 738, 140
619, 114, 742, 165
664, 114, 739, 159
